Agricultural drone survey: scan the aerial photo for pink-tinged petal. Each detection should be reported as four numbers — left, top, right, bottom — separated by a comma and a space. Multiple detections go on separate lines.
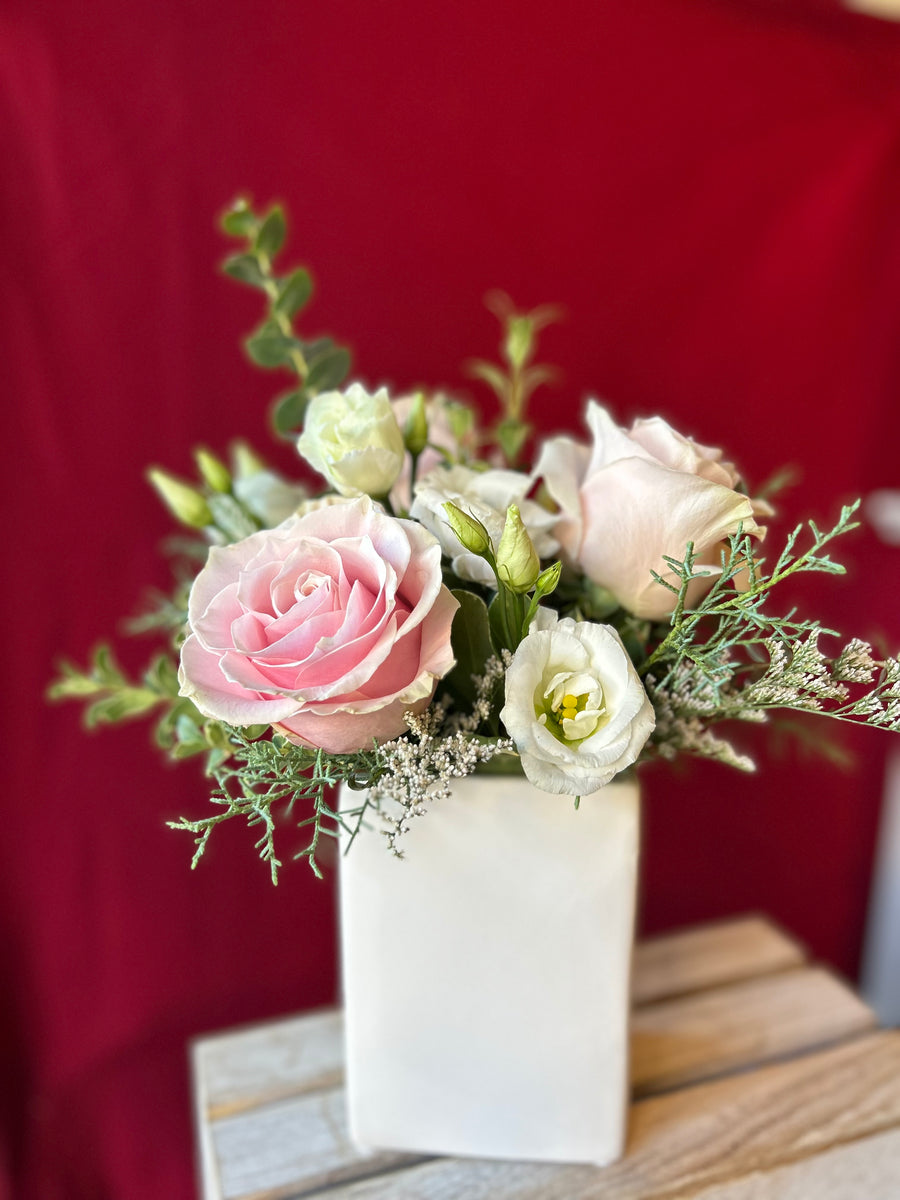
193, 582, 244, 650
533, 435, 590, 560
412, 585, 459, 678
236, 560, 285, 616
629, 416, 739, 489
579, 458, 760, 620
178, 635, 300, 725
292, 615, 402, 699
275, 692, 433, 754
266, 579, 339, 641
217, 649, 296, 693
260, 608, 346, 664
230, 610, 272, 653
187, 538, 272, 626
584, 400, 654, 472
328, 534, 393, 599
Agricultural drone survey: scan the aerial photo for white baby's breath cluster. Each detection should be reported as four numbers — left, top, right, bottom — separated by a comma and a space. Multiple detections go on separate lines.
373, 657, 514, 855
50, 199, 900, 879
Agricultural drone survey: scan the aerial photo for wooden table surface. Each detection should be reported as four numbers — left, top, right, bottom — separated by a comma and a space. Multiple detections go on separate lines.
191, 915, 900, 1199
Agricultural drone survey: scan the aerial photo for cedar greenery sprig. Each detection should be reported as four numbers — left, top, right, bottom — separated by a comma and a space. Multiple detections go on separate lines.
639, 502, 900, 769
167, 731, 386, 882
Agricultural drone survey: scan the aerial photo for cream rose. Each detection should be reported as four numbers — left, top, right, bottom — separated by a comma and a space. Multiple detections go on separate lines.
178, 497, 458, 753
535, 402, 769, 620
297, 383, 405, 498
499, 612, 655, 794
410, 463, 558, 585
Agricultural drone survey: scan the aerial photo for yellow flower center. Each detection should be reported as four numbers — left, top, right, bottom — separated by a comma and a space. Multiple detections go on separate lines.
540, 683, 605, 744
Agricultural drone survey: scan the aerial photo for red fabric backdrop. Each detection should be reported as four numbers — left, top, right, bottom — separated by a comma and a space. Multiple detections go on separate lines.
6, 0, 900, 1195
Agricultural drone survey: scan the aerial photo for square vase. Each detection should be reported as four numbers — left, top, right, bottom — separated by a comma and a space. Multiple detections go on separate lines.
338, 773, 640, 1166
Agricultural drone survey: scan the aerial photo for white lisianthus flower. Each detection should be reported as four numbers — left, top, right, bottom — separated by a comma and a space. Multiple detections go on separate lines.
297, 383, 405, 498
500, 612, 655, 795
410, 463, 558, 585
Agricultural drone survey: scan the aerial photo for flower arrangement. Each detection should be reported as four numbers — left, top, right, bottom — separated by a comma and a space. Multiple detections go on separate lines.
50, 199, 900, 880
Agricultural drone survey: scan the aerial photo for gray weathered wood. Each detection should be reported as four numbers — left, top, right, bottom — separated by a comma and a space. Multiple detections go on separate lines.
311, 1032, 900, 1199
197, 966, 878, 1199
192, 915, 808, 1121
191, 917, 893, 1200
688, 1126, 900, 1200
632, 915, 804, 1006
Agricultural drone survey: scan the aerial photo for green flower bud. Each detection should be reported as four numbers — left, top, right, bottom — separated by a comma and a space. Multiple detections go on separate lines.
534, 559, 562, 598
442, 501, 492, 557
496, 504, 541, 593
147, 468, 213, 529
230, 440, 267, 479
403, 393, 429, 458
194, 447, 232, 493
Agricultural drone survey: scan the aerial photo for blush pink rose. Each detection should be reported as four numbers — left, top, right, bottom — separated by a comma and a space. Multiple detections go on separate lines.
178, 497, 459, 753
535, 402, 770, 620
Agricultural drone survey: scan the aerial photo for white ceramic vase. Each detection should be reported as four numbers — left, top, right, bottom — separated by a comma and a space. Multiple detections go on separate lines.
338, 772, 640, 1166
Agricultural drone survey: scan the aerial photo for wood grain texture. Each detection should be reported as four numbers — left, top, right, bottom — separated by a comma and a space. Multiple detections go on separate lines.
312, 1032, 900, 1200
193, 1008, 344, 1120
631, 965, 876, 1096
688, 1126, 900, 1200
197, 968, 877, 1199
191, 917, 892, 1200
631, 916, 805, 1006
192, 916, 808, 1121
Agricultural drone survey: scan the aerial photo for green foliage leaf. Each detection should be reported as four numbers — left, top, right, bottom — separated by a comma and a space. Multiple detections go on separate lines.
271, 388, 310, 437
305, 344, 351, 394
443, 590, 494, 706
220, 202, 258, 238
495, 416, 531, 466
275, 268, 313, 318
255, 206, 286, 259
467, 360, 508, 402
245, 321, 301, 369
84, 689, 159, 727
222, 253, 266, 288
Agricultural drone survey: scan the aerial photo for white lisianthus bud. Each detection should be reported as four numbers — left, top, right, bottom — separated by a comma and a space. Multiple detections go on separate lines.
411, 463, 558, 585
194, 447, 232, 494
147, 468, 213, 529
297, 383, 405, 498
496, 504, 541, 593
442, 502, 492, 557
403, 392, 429, 457
500, 612, 655, 795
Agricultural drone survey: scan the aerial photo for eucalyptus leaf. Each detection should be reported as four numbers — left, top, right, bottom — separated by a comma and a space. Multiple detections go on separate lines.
222, 253, 266, 289
275, 268, 313, 318
220, 205, 258, 238
306, 346, 351, 394
272, 388, 310, 436
255, 207, 286, 259
245, 325, 301, 369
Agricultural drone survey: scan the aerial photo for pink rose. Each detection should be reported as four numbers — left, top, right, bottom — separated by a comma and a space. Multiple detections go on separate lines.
535, 402, 769, 620
178, 497, 459, 752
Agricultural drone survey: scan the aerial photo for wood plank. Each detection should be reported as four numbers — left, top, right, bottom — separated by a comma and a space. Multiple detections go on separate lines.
192, 915, 808, 1121
631, 966, 876, 1096
207, 1086, 422, 1200
687, 1126, 900, 1199
193, 1009, 344, 1120
305, 1031, 900, 1199
632, 915, 805, 1006
201, 969, 877, 1200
